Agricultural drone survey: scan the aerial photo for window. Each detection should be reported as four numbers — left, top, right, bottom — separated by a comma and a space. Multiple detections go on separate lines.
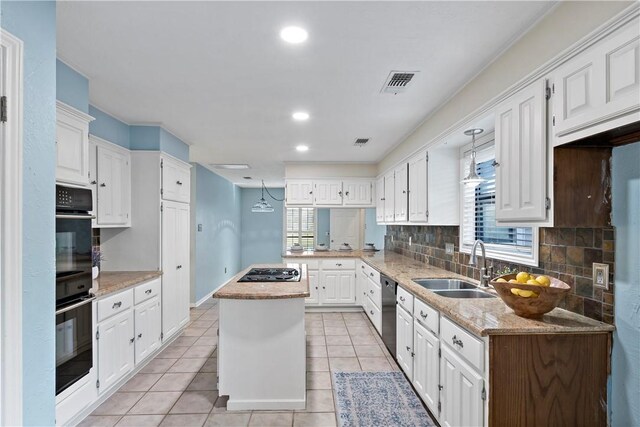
460, 142, 538, 266
285, 208, 316, 250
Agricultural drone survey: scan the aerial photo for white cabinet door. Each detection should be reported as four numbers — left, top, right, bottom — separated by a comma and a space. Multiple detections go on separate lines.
413, 321, 440, 416
162, 157, 191, 203
396, 305, 413, 379
88, 140, 98, 227
320, 271, 355, 304
375, 177, 385, 223
343, 180, 372, 206
97, 310, 134, 393
56, 104, 91, 186
315, 180, 343, 205
383, 172, 395, 222
306, 270, 319, 305
134, 296, 161, 365
440, 344, 484, 427
286, 180, 314, 205
495, 79, 547, 222
176, 203, 191, 329
394, 164, 408, 222
96, 145, 131, 226
408, 151, 428, 222
357, 268, 367, 307
553, 17, 640, 142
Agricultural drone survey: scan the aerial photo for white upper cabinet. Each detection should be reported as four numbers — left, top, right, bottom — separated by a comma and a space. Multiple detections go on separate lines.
394, 163, 408, 222
96, 141, 131, 227
343, 180, 373, 205
408, 151, 428, 222
314, 180, 343, 205
553, 16, 640, 144
375, 177, 385, 222
495, 78, 548, 222
56, 102, 94, 186
162, 156, 191, 203
383, 171, 395, 222
286, 180, 314, 205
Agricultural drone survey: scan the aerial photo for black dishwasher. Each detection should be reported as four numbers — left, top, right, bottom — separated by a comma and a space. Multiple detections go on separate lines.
380, 274, 397, 357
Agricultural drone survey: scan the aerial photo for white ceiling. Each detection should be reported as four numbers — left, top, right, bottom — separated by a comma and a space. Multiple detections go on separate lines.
57, 1, 554, 187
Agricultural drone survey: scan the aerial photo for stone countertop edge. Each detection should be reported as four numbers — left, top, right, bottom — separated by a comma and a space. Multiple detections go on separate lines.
213, 263, 311, 300
282, 250, 615, 337
92, 271, 163, 298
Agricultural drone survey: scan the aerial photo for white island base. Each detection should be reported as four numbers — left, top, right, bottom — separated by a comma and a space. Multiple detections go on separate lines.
218, 298, 306, 410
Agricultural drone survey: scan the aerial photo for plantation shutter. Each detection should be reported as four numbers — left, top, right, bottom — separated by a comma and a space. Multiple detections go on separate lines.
286, 208, 316, 250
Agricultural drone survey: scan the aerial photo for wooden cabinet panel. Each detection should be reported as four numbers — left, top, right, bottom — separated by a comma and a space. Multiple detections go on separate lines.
396, 305, 413, 378
383, 172, 395, 222
162, 156, 191, 203
413, 321, 440, 416
134, 296, 161, 364
440, 344, 484, 427
306, 270, 319, 305
97, 310, 134, 393
56, 103, 92, 186
343, 180, 372, 205
375, 177, 385, 222
96, 144, 130, 226
286, 180, 314, 205
314, 180, 343, 205
394, 164, 408, 222
408, 151, 428, 222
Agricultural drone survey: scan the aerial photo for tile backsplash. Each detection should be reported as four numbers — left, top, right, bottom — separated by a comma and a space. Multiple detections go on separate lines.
385, 225, 615, 324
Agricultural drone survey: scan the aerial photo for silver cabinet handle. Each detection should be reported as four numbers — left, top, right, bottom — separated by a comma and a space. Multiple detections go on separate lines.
452, 335, 464, 348
138, 333, 142, 339
336, 263, 342, 267
420, 311, 428, 319
345, 191, 349, 196
55, 296, 96, 315
370, 272, 374, 277
492, 160, 500, 167
145, 289, 152, 294
100, 183, 106, 187
112, 301, 122, 309
338, 191, 343, 197
90, 180, 97, 185
406, 346, 411, 352
130, 337, 135, 343
369, 289, 374, 294
399, 296, 405, 302
370, 310, 374, 315
176, 180, 183, 185
322, 286, 326, 289
177, 265, 182, 269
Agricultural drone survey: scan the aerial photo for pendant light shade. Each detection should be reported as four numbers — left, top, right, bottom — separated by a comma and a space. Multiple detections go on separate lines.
462, 128, 485, 187
251, 180, 280, 213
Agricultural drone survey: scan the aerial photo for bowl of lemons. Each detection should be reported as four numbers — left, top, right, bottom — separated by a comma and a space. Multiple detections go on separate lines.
490, 272, 571, 318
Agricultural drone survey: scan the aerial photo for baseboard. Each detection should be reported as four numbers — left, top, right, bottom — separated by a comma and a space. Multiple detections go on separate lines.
305, 306, 365, 313
190, 277, 234, 307
226, 398, 306, 411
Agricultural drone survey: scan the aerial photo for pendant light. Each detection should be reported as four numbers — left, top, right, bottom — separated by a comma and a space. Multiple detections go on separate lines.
461, 128, 485, 187
251, 180, 283, 213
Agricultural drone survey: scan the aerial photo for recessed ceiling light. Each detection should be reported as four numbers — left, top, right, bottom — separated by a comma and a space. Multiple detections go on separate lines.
210, 164, 250, 170
280, 26, 308, 44
296, 145, 309, 152
292, 111, 309, 121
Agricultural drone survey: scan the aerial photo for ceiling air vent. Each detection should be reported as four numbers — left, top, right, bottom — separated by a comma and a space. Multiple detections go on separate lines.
354, 138, 370, 147
381, 71, 419, 94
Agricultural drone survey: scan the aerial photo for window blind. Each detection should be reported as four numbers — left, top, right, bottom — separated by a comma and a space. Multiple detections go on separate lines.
461, 144, 534, 259
286, 208, 315, 250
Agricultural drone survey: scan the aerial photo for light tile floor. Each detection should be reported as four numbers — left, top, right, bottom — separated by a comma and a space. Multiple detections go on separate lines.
80, 301, 401, 427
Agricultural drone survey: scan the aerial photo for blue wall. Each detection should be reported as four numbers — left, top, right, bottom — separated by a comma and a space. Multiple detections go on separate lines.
364, 208, 386, 249
193, 165, 242, 302
130, 125, 189, 162
240, 188, 285, 268
160, 128, 190, 163
56, 59, 88, 113
1, 1, 57, 424
610, 142, 640, 427
89, 105, 130, 149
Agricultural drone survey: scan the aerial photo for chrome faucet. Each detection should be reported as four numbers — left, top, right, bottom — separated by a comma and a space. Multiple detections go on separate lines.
469, 239, 493, 287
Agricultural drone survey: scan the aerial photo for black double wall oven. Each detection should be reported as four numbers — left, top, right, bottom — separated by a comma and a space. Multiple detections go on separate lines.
55, 185, 95, 395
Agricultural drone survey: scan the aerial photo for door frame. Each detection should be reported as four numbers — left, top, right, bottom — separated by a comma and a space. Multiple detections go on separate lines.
0, 28, 24, 426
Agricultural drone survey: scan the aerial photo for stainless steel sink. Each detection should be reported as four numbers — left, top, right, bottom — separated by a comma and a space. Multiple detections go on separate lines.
412, 278, 478, 290
432, 289, 496, 299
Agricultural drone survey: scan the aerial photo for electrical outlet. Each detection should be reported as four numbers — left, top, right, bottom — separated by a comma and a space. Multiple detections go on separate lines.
445, 243, 454, 255
197, 224, 203, 232
225, 267, 227, 274
593, 263, 609, 290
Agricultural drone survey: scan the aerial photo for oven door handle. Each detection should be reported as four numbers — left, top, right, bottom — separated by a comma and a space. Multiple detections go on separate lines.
56, 296, 96, 315
56, 214, 96, 219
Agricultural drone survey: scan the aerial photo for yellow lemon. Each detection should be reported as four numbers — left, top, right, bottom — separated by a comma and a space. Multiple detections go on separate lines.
496, 278, 507, 283
535, 275, 551, 287
508, 279, 518, 284
518, 290, 539, 298
510, 288, 520, 296
516, 272, 530, 283
526, 279, 542, 286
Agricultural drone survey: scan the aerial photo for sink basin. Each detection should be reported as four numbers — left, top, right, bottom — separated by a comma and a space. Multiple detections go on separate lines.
412, 278, 477, 290
432, 289, 496, 299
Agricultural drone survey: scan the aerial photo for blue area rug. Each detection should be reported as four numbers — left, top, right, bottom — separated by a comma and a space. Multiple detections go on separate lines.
332, 371, 436, 427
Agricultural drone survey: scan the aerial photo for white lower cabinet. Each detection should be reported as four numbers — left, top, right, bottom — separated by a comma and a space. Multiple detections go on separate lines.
396, 305, 414, 378
321, 271, 355, 304
97, 308, 135, 393
284, 258, 357, 306
413, 321, 440, 416
440, 344, 484, 427
134, 296, 161, 364
306, 270, 320, 304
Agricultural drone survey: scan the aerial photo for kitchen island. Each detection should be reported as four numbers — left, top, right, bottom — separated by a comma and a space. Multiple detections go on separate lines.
214, 263, 309, 411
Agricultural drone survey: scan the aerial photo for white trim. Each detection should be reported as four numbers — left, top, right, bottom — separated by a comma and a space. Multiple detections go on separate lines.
377, 3, 640, 177
56, 99, 95, 123
0, 28, 24, 427
191, 276, 234, 307
88, 133, 130, 156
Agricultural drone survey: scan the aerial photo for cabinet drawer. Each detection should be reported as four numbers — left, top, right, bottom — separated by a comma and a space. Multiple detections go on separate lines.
441, 317, 484, 372
301, 259, 319, 270
365, 295, 382, 334
362, 262, 381, 284
413, 298, 439, 335
397, 286, 414, 313
366, 277, 382, 310
98, 289, 133, 322
134, 278, 161, 305
321, 259, 356, 270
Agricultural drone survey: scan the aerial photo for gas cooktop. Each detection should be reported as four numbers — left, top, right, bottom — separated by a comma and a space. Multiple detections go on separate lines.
238, 267, 301, 282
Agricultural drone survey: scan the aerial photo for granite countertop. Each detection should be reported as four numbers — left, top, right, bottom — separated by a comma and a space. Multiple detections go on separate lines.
214, 263, 310, 300
283, 250, 614, 336
92, 271, 162, 297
